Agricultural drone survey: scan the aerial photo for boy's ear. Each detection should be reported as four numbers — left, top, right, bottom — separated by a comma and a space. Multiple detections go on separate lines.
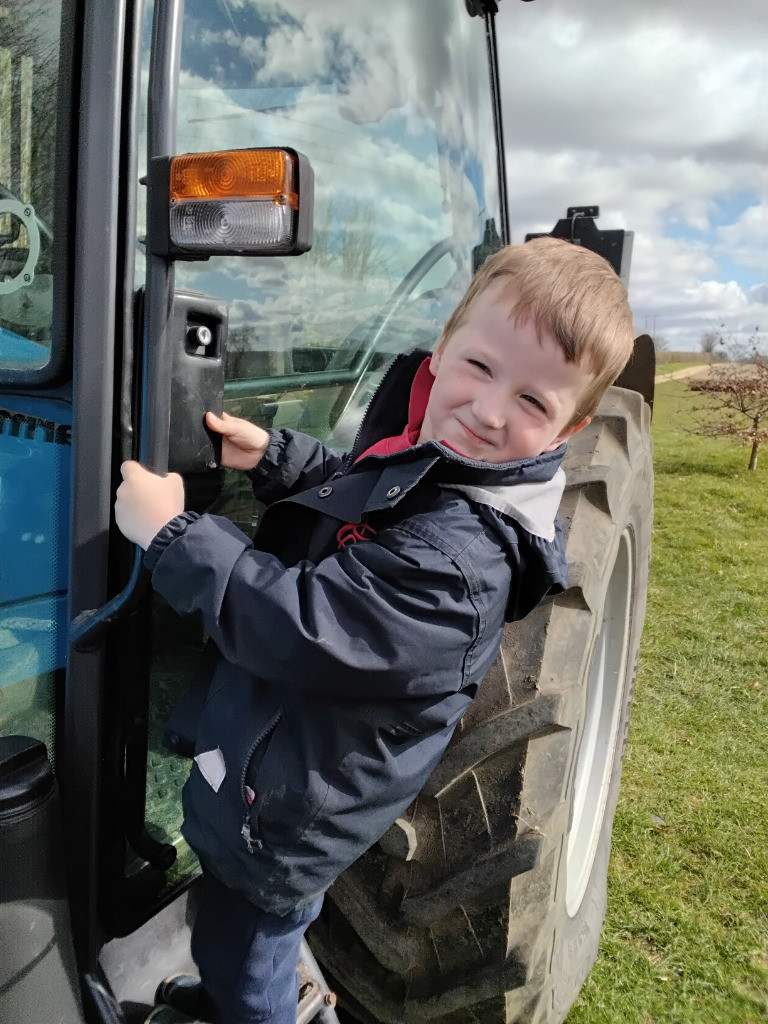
429, 333, 448, 376
567, 415, 591, 437
545, 416, 591, 451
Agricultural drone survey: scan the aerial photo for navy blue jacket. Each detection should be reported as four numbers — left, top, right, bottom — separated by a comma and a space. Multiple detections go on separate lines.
145, 351, 568, 914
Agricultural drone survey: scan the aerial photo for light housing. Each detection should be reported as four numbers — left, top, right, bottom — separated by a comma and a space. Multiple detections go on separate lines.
148, 147, 313, 259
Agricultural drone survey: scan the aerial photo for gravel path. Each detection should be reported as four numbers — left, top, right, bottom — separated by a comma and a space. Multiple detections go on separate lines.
655, 364, 713, 383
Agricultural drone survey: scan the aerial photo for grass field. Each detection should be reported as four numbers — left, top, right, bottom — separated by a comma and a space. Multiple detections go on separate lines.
566, 379, 768, 1024
654, 353, 724, 376
654, 360, 711, 376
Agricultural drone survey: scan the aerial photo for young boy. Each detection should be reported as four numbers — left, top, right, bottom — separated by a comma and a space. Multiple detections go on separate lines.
115, 237, 634, 1024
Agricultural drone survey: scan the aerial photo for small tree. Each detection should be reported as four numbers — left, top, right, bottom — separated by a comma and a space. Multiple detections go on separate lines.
700, 330, 720, 356
687, 351, 768, 470
652, 334, 669, 353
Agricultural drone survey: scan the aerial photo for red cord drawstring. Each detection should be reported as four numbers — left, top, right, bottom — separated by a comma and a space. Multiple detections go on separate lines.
337, 521, 378, 549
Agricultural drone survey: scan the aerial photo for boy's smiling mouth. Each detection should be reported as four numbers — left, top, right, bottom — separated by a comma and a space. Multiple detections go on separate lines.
456, 420, 494, 448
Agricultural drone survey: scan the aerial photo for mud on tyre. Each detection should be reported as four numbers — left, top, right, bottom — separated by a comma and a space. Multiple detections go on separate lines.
309, 386, 653, 1024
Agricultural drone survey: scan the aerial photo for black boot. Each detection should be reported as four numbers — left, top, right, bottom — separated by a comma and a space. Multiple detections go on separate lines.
144, 1005, 207, 1024
154, 974, 216, 1023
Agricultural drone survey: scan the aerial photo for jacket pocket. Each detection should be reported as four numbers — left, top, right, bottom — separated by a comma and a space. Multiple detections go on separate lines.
245, 715, 331, 853
239, 707, 283, 854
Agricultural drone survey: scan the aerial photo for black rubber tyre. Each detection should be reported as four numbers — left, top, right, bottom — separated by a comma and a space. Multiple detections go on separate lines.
308, 386, 654, 1024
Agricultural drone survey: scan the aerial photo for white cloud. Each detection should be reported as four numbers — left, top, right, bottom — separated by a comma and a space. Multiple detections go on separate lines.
499, 2, 767, 159
497, 0, 768, 351
717, 204, 768, 270
747, 283, 768, 306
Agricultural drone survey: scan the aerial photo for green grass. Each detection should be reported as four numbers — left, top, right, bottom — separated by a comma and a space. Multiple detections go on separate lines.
655, 360, 711, 376
567, 381, 768, 1024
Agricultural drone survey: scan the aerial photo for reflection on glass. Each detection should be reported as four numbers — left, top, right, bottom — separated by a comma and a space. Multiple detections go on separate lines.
167, 0, 501, 446
0, 2, 65, 765
0, 401, 69, 755
0, 1, 61, 370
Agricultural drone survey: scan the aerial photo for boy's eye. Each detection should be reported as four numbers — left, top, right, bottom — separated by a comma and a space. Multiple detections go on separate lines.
522, 394, 546, 413
467, 359, 491, 375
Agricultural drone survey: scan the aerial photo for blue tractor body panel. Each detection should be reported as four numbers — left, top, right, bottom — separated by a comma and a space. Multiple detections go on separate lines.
0, 388, 71, 690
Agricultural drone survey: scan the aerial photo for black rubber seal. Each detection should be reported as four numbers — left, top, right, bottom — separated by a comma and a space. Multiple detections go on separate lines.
0, 736, 54, 816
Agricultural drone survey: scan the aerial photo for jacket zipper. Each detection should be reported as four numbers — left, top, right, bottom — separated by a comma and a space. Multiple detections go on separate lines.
340, 358, 401, 472
239, 708, 283, 854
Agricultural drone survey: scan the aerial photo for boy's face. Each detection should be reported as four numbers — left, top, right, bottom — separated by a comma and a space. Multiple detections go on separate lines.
419, 282, 593, 463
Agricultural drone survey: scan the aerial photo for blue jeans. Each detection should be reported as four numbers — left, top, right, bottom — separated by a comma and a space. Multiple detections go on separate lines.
191, 872, 324, 1024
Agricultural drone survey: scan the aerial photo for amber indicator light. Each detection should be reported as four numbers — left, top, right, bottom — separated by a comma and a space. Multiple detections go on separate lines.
169, 149, 298, 209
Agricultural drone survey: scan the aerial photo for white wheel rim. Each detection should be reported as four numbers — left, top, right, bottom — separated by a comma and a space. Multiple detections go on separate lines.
566, 530, 633, 916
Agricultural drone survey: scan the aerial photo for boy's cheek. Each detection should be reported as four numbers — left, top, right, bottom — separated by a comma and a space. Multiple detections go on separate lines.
418, 395, 440, 444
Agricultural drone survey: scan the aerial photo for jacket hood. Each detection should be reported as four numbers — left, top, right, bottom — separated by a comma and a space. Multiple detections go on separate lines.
441, 471, 568, 622
441, 467, 566, 543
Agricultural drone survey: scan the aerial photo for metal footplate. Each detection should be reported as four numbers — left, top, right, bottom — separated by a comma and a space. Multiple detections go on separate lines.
297, 939, 341, 1024
142, 941, 340, 1024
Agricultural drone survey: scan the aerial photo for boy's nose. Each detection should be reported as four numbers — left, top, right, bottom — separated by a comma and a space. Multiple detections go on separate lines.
473, 390, 506, 430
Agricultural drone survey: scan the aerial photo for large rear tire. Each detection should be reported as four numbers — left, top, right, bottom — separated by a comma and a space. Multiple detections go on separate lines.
309, 386, 653, 1024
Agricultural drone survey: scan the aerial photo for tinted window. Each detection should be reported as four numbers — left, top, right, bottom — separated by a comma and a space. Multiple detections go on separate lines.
0, 1, 60, 371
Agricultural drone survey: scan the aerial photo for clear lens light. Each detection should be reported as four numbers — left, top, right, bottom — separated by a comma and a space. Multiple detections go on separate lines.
170, 199, 294, 252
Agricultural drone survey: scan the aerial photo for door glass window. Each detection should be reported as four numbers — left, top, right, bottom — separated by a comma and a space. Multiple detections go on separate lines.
0, 1, 60, 371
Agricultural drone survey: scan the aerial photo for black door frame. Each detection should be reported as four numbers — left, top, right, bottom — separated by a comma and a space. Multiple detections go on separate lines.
63, 0, 137, 976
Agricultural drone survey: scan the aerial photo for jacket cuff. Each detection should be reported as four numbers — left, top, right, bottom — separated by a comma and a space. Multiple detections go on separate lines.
246, 428, 286, 485
144, 511, 201, 573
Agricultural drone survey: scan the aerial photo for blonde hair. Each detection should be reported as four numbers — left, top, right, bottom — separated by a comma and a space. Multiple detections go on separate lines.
442, 237, 635, 424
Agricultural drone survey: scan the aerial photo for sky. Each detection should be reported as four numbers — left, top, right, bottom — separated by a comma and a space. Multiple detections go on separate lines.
496, 0, 768, 352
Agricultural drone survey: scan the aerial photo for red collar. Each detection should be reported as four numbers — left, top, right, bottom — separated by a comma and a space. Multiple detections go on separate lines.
354, 357, 433, 462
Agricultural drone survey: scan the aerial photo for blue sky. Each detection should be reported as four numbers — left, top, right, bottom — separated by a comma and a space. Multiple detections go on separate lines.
497, 0, 768, 352
665, 192, 764, 290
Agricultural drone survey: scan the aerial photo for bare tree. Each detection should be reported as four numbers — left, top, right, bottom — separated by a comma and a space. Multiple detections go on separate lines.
652, 334, 669, 353
307, 197, 389, 283
0, 1, 59, 216
711, 324, 765, 364
700, 330, 720, 356
687, 350, 768, 471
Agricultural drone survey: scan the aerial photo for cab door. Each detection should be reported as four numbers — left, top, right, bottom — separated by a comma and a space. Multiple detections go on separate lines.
116, 0, 506, 934
54, 1, 506, 1007
0, 0, 142, 1007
